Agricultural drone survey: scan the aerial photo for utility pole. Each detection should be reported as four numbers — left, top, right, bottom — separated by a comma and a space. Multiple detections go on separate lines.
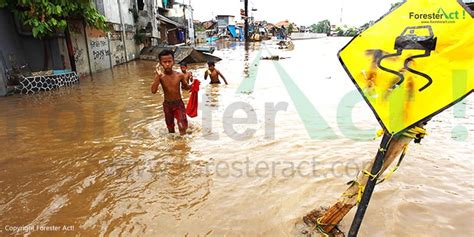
117, 0, 129, 62
244, 0, 249, 42
340, 0, 344, 25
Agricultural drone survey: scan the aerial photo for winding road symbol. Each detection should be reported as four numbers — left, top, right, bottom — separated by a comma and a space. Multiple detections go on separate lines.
377, 25, 437, 92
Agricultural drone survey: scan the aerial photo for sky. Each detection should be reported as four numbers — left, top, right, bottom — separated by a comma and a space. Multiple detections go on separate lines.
185, 0, 403, 27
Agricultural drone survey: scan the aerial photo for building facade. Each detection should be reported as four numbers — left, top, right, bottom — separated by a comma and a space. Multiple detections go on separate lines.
0, 9, 71, 96
166, 2, 195, 44
0, 0, 195, 96
216, 15, 236, 34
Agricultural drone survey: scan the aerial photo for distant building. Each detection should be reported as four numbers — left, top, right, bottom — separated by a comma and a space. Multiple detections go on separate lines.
156, 0, 187, 45
275, 20, 299, 32
136, 0, 163, 47
166, 2, 195, 44
216, 15, 235, 34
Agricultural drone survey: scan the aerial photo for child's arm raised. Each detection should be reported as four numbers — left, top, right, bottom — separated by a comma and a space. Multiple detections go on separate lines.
180, 73, 191, 90
188, 72, 194, 83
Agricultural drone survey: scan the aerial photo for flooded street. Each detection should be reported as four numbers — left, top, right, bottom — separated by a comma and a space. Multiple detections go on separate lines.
0, 38, 473, 236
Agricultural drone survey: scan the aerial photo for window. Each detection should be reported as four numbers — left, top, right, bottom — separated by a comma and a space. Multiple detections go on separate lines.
137, 0, 144, 10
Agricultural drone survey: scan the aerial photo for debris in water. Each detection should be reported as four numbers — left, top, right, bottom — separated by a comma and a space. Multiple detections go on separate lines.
260, 55, 290, 61
295, 207, 345, 237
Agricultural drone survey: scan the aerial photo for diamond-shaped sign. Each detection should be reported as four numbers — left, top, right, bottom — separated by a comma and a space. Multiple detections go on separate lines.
338, 0, 473, 135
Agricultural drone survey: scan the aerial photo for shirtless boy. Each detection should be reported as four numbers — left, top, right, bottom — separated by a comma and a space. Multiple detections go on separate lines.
180, 62, 194, 84
204, 61, 228, 85
151, 50, 191, 135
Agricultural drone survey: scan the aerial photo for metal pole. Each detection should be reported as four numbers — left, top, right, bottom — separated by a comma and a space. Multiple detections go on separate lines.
244, 0, 249, 42
107, 32, 114, 69
348, 133, 392, 237
117, 0, 129, 62
83, 20, 93, 75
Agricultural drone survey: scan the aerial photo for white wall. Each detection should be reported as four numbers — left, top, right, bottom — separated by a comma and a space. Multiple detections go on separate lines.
167, 5, 184, 18
151, 0, 161, 39
125, 31, 138, 60
86, 26, 112, 72
120, 0, 135, 25
69, 20, 91, 76
103, 0, 135, 25
103, 0, 121, 23
110, 31, 126, 66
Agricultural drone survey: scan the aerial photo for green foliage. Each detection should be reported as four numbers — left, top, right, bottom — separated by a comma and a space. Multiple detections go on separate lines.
0, 0, 7, 8
360, 22, 370, 30
389, 1, 404, 12
134, 29, 146, 45
359, 21, 374, 32
344, 27, 358, 37
195, 24, 205, 32
311, 19, 331, 34
287, 23, 294, 35
334, 26, 358, 37
0, 0, 107, 38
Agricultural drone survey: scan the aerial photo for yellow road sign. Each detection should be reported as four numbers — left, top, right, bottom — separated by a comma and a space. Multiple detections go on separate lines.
339, 0, 473, 135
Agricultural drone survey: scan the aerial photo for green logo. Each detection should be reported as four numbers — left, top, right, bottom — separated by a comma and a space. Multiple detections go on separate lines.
408, 8, 466, 20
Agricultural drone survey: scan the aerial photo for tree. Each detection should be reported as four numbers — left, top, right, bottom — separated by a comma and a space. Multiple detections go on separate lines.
287, 23, 294, 35
336, 27, 344, 37
1, 0, 107, 71
389, 1, 404, 12
0, 0, 107, 38
311, 19, 331, 34
344, 27, 358, 37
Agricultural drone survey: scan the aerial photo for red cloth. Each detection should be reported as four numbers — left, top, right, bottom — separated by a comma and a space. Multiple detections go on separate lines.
186, 79, 200, 117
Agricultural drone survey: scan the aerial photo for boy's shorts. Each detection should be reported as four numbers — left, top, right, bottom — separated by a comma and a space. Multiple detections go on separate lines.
163, 99, 188, 132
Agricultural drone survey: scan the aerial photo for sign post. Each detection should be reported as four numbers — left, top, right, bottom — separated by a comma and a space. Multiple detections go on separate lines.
338, 0, 473, 235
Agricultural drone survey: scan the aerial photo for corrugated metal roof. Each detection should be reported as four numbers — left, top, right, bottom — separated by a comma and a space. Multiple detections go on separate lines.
157, 15, 185, 28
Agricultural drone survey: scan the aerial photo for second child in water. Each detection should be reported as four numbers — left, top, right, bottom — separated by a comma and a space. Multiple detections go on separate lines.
180, 62, 194, 84
204, 61, 228, 85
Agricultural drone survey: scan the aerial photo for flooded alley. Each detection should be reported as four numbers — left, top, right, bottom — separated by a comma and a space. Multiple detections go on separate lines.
0, 38, 473, 237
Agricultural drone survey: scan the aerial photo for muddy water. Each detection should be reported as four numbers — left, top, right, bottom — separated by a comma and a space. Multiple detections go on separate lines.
0, 38, 472, 237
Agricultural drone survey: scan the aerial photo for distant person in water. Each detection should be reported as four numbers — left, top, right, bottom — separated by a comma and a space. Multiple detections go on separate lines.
151, 50, 191, 135
180, 62, 193, 84
204, 61, 228, 85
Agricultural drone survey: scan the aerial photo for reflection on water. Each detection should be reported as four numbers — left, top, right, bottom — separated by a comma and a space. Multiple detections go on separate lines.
204, 85, 221, 108
0, 38, 472, 236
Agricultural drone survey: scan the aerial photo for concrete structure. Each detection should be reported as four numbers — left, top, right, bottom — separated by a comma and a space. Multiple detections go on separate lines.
157, 0, 196, 45
16, 72, 79, 94
157, 14, 185, 45
93, 0, 139, 65
136, 0, 163, 46
0, 9, 70, 96
167, 2, 195, 44
0, 0, 199, 96
67, 0, 146, 77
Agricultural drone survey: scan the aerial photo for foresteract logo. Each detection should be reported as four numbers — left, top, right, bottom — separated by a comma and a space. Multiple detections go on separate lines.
409, 8, 467, 20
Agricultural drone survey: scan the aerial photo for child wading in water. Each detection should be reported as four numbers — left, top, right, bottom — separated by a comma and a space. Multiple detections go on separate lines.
151, 50, 191, 135
180, 62, 194, 84
204, 61, 228, 85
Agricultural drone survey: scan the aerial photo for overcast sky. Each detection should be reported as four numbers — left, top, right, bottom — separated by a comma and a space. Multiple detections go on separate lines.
185, 0, 402, 27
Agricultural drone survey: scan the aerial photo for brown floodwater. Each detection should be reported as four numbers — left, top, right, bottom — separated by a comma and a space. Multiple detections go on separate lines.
0, 38, 473, 237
